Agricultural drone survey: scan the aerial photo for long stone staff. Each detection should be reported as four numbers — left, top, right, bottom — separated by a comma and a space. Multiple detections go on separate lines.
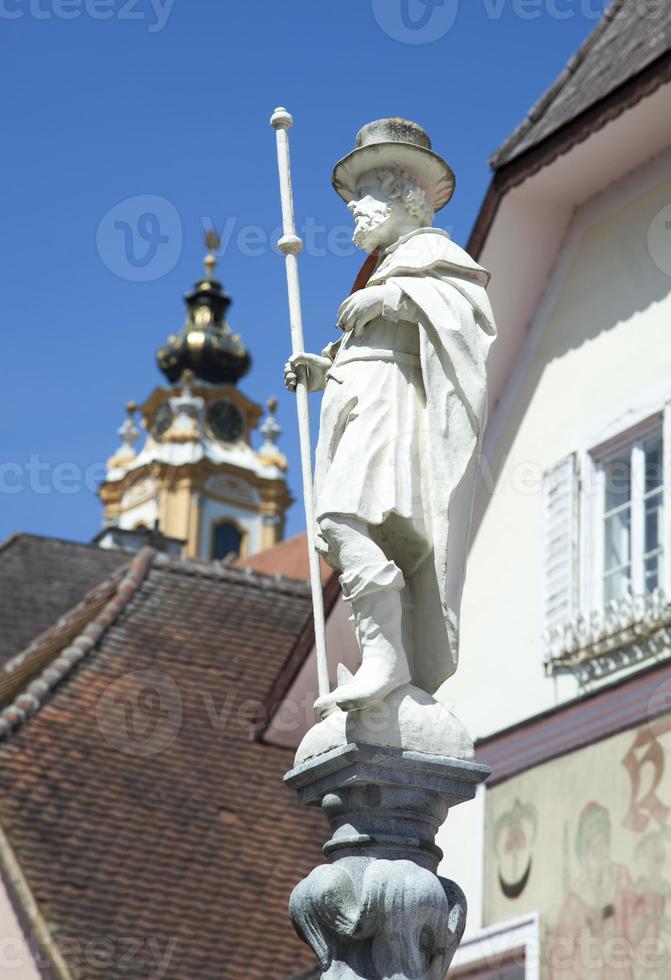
270, 107, 329, 701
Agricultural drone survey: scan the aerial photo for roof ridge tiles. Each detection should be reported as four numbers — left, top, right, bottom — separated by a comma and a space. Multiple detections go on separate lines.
0, 529, 144, 556
151, 550, 314, 597
0, 547, 155, 742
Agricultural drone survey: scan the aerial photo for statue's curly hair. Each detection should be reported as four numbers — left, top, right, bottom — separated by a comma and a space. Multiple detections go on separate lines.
375, 167, 434, 227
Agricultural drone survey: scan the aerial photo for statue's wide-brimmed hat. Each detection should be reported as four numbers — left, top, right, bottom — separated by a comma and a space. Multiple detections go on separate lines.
332, 118, 455, 213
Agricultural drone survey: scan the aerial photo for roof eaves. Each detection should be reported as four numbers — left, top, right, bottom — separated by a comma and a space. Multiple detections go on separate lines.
0, 819, 74, 979
0, 547, 155, 741
490, 0, 626, 168
468, 46, 671, 259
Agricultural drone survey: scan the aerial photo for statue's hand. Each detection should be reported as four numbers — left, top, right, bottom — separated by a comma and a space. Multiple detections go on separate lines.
337, 285, 386, 335
284, 352, 331, 393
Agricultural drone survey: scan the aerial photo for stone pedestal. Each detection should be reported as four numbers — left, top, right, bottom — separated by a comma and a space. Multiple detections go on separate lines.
285, 685, 490, 979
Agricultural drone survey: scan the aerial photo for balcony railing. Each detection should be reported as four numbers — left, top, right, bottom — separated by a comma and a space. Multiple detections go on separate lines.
543, 588, 671, 684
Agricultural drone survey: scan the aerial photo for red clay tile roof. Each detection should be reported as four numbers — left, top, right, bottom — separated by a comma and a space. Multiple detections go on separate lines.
0, 548, 323, 979
0, 533, 128, 667
236, 531, 332, 585
236, 535, 342, 740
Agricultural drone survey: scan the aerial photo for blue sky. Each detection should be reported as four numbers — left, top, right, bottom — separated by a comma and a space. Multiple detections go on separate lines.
1, 0, 608, 544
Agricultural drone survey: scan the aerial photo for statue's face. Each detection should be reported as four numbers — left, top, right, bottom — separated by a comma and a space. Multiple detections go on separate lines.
349, 174, 409, 252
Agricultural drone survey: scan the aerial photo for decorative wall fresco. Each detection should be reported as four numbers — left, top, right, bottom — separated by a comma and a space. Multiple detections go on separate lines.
484, 713, 671, 978
494, 800, 538, 900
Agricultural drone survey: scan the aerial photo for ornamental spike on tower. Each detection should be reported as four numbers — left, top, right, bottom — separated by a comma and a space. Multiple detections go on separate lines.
156, 231, 251, 386
258, 396, 287, 471
106, 401, 140, 471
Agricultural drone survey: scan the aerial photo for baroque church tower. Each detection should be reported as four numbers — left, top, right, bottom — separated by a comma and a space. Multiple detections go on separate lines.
98, 235, 292, 560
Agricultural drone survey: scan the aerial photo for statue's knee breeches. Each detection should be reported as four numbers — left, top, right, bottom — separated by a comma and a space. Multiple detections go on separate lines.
317, 515, 404, 602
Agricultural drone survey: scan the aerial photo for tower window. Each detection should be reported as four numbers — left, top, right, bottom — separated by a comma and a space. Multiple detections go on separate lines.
211, 521, 243, 561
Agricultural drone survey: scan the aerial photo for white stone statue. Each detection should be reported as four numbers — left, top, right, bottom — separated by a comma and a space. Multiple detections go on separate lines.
285, 118, 497, 716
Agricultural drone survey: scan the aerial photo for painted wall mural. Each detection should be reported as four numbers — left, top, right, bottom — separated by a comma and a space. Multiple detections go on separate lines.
494, 800, 538, 900
485, 713, 671, 978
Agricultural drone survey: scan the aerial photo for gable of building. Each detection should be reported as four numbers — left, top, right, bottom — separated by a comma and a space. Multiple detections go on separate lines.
468, 4, 671, 433
453, 155, 671, 744
447, 5, 671, 747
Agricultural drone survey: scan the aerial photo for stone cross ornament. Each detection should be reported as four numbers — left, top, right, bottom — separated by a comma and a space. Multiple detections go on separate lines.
273, 114, 497, 980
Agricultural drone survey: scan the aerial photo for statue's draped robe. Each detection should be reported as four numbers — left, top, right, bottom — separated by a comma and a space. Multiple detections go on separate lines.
314, 228, 496, 694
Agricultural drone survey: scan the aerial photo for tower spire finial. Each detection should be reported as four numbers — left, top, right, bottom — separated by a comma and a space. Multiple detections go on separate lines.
155, 227, 251, 386
203, 229, 221, 280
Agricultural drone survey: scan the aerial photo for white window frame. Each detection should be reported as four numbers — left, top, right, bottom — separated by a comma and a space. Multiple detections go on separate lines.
581, 412, 667, 616
450, 913, 539, 979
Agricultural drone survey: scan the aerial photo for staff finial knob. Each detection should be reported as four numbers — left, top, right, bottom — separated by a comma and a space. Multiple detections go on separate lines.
271, 107, 293, 130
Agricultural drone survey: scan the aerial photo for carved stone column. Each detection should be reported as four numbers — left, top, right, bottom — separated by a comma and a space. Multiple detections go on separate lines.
285, 684, 489, 979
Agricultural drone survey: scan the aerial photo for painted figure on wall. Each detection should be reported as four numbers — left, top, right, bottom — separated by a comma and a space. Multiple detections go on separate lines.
550, 803, 636, 979
631, 829, 671, 979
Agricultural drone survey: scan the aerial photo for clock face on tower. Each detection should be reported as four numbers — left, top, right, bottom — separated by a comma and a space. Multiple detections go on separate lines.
207, 399, 244, 443
149, 402, 173, 442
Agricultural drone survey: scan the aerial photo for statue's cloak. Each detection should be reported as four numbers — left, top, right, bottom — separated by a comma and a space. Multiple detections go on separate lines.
365, 228, 496, 692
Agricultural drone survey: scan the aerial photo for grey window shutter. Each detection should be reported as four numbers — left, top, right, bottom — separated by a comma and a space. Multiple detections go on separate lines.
543, 454, 580, 632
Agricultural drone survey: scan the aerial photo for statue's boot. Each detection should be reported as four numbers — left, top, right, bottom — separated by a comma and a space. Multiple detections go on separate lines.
315, 587, 411, 715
